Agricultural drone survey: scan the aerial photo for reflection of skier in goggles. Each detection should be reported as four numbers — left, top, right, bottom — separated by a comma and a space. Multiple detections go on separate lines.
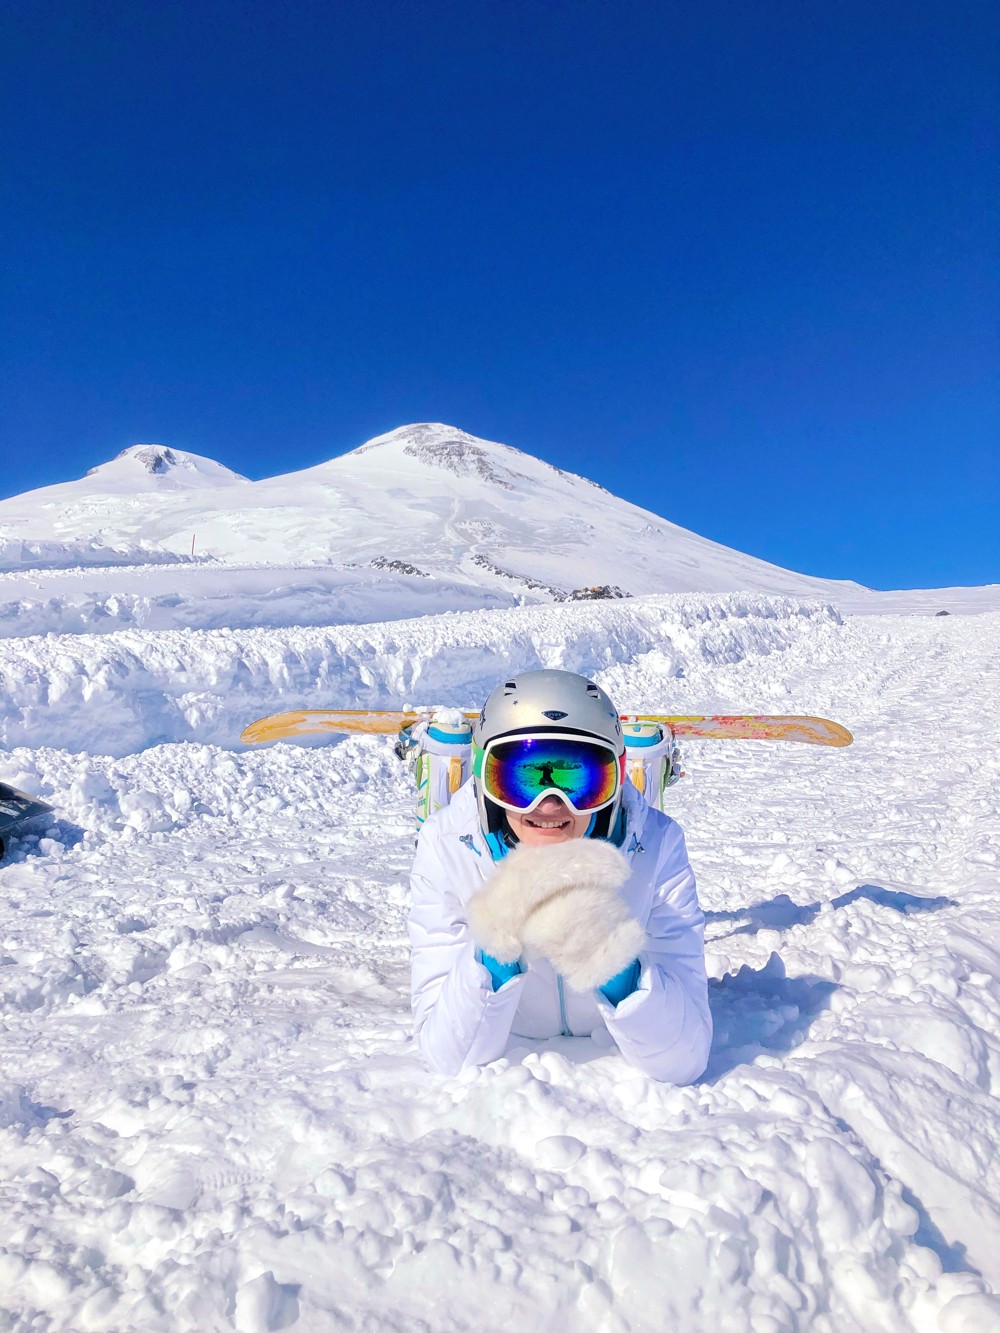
532, 761, 558, 788
408, 669, 711, 1083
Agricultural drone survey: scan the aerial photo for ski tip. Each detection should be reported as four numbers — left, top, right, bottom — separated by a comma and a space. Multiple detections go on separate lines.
240, 719, 271, 744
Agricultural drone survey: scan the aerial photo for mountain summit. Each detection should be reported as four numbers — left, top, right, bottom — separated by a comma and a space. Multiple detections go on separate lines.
84, 444, 249, 488
342, 422, 602, 495
0, 423, 861, 599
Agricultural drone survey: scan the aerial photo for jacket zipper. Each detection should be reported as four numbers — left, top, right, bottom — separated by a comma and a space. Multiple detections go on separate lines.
556, 975, 570, 1036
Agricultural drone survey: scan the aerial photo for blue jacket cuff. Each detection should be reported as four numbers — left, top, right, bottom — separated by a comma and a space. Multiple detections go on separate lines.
479, 951, 523, 991
598, 959, 641, 1007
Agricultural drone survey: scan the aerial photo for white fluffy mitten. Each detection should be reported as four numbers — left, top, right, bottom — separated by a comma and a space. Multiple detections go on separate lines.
467, 839, 644, 992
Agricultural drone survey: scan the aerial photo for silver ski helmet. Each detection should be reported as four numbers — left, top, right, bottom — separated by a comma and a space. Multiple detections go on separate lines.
472, 669, 625, 841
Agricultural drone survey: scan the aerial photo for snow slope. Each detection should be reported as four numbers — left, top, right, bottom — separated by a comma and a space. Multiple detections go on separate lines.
1, 591, 999, 1331
0, 424, 868, 603
0, 562, 517, 640
0, 446, 248, 568
4, 425, 998, 636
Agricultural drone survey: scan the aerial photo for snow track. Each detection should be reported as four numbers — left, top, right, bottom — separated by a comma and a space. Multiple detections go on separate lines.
1, 596, 999, 1330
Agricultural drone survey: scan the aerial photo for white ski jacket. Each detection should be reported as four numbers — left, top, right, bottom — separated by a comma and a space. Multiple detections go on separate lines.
409, 780, 712, 1083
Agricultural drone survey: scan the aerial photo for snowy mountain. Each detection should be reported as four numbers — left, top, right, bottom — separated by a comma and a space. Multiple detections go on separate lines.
2, 425, 996, 641
0, 444, 248, 572
0, 423, 860, 600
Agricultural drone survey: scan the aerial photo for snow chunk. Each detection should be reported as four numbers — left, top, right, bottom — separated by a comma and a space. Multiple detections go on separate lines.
234, 1271, 299, 1333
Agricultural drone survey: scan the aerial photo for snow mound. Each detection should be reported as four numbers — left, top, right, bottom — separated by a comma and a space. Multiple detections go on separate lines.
0, 537, 211, 573
0, 593, 843, 755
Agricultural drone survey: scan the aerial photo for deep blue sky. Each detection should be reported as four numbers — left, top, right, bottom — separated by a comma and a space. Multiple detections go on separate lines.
2, 1, 996, 589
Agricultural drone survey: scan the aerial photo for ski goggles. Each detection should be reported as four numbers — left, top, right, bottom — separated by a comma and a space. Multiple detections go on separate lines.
476, 733, 623, 815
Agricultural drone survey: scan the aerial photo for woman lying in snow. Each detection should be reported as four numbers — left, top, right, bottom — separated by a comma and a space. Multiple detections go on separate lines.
408, 669, 712, 1082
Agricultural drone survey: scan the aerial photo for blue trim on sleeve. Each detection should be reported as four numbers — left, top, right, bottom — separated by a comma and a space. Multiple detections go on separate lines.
598, 959, 641, 1006
479, 951, 523, 990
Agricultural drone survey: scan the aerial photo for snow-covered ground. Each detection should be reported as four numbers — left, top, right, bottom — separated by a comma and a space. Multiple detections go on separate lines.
2, 428, 998, 1328
2, 589, 999, 1331
2, 558, 997, 648
0, 561, 518, 640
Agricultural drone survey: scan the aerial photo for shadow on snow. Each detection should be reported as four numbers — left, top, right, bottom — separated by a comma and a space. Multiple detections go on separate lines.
702, 884, 956, 1081
706, 883, 957, 941
704, 952, 838, 1082
0, 817, 86, 865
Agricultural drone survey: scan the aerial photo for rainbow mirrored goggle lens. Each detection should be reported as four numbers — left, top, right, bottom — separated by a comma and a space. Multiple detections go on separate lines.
481, 734, 621, 814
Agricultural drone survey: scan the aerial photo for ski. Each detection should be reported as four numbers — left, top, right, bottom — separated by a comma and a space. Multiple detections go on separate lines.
240, 708, 852, 747
626, 714, 853, 747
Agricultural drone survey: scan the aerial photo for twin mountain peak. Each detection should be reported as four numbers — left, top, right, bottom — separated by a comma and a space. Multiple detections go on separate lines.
2, 423, 862, 599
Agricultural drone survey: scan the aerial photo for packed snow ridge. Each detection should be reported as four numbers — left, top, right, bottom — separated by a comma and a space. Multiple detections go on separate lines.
0, 593, 842, 756
0, 536, 212, 574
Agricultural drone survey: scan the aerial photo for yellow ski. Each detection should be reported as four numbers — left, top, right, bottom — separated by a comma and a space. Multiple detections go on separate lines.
241, 708, 852, 748
627, 714, 853, 747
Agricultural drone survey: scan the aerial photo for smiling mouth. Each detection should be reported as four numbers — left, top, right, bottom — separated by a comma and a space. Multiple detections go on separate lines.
523, 813, 573, 829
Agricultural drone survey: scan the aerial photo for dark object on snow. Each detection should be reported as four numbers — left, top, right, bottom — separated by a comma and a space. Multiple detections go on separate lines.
368, 557, 430, 578
565, 585, 632, 601
935, 610, 951, 616
0, 782, 54, 859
